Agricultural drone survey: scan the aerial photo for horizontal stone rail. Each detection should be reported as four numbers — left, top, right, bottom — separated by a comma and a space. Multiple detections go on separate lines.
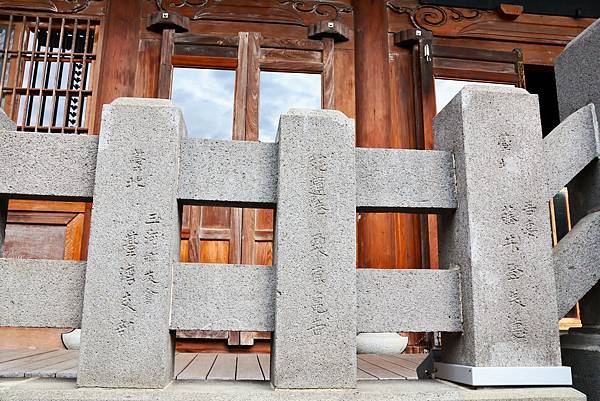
544, 104, 599, 198
0, 131, 458, 212
0, 259, 85, 328
0, 131, 97, 199
553, 210, 600, 317
1, 259, 463, 334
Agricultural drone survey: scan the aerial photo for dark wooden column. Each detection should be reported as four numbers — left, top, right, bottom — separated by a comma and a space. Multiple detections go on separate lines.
92, 0, 142, 135
353, 0, 399, 268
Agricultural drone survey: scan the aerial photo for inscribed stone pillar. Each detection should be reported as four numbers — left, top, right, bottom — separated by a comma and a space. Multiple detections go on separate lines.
271, 109, 356, 389
555, 18, 600, 400
78, 99, 184, 389
434, 86, 562, 369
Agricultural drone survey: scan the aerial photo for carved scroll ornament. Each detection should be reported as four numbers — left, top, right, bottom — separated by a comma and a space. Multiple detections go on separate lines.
0, 0, 103, 14
155, 0, 353, 26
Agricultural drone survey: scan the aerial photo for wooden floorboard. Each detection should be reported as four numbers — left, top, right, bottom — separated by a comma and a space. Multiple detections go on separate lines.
174, 353, 197, 377
177, 353, 217, 380
207, 354, 237, 380
0, 350, 423, 381
0, 350, 66, 372
25, 352, 80, 378
0, 349, 51, 363
358, 354, 414, 379
257, 353, 270, 380
236, 354, 264, 381
357, 358, 405, 380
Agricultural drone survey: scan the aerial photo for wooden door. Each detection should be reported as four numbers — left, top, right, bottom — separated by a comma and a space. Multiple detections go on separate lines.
167, 31, 327, 347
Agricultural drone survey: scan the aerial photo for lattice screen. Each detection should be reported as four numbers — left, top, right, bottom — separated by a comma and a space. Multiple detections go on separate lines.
0, 14, 99, 134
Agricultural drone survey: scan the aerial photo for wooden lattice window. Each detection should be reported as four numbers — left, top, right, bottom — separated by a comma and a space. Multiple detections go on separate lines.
0, 14, 100, 134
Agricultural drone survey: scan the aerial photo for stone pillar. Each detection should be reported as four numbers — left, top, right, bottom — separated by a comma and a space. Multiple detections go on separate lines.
271, 109, 356, 389
434, 86, 566, 383
555, 18, 600, 401
0, 108, 16, 258
78, 99, 185, 389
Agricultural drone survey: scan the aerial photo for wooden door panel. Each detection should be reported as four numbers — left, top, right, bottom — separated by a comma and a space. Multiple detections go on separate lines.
3, 224, 66, 260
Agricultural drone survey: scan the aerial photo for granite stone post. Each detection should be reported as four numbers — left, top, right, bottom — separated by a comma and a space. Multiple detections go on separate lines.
434, 86, 562, 370
555, 18, 600, 401
78, 99, 185, 389
0, 109, 15, 259
271, 109, 357, 389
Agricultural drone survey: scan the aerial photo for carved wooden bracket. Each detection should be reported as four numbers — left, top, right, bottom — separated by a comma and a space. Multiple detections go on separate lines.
308, 20, 351, 42
0, 0, 104, 14
147, 10, 189, 33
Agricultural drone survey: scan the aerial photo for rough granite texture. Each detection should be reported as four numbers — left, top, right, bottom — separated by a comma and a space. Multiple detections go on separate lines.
557, 20, 600, 225
0, 131, 97, 199
434, 86, 562, 368
554, 21, 600, 401
0, 259, 85, 328
178, 139, 277, 206
171, 264, 274, 331
0, 199, 6, 258
357, 269, 462, 333
355, 148, 457, 212
272, 109, 357, 389
553, 210, 600, 317
0, 108, 16, 131
544, 104, 600, 198
78, 98, 184, 389
0, 378, 586, 401
555, 18, 600, 121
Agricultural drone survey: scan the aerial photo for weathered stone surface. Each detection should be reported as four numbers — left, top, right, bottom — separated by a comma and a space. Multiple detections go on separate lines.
0, 198, 6, 258
0, 131, 97, 199
0, 259, 85, 328
555, 18, 600, 121
0, 378, 587, 401
545, 104, 599, 198
272, 109, 356, 389
171, 264, 274, 331
179, 139, 277, 206
553, 210, 600, 317
78, 98, 184, 389
434, 86, 561, 368
355, 148, 456, 212
0, 108, 16, 132
357, 269, 462, 333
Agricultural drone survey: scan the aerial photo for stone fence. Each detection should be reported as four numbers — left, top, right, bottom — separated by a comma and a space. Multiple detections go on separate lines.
1, 17, 599, 401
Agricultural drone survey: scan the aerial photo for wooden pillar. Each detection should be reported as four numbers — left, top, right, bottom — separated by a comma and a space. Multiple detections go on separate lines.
353, 0, 399, 268
93, 0, 142, 135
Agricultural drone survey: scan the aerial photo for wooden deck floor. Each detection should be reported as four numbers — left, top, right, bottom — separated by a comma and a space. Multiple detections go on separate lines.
0, 349, 427, 381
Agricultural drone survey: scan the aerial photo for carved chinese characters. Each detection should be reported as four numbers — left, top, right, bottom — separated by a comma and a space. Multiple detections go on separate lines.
435, 86, 561, 368
78, 99, 184, 388
272, 110, 356, 389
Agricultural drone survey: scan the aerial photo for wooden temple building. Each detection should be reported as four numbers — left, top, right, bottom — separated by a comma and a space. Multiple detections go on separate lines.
0, 0, 598, 353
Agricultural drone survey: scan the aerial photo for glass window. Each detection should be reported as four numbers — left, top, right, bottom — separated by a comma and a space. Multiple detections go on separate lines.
434, 79, 515, 113
171, 67, 235, 140
259, 71, 321, 142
